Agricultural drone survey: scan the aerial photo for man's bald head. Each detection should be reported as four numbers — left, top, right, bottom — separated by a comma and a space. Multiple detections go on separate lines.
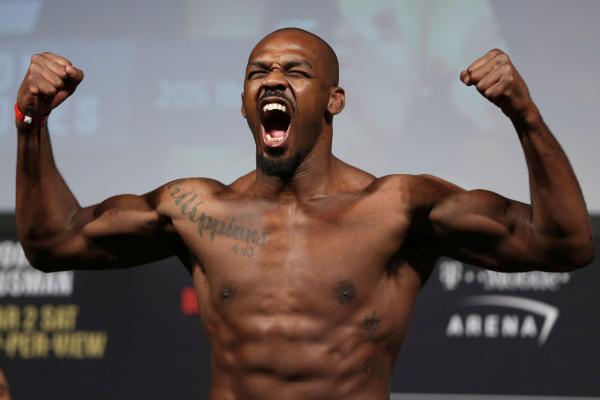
242, 27, 346, 179
250, 27, 340, 86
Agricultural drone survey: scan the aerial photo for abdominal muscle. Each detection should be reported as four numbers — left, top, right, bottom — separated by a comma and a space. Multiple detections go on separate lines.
207, 313, 394, 400
192, 263, 421, 400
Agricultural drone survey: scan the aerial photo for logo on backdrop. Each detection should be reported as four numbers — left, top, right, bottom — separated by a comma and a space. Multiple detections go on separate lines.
446, 295, 559, 345
0, 240, 74, 297
0, 240, 108, 360
438, 259, 568, 346
438, 259, 570, 292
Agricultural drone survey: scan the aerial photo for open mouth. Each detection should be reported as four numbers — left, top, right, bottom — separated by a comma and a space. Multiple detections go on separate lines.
260, 100, 291, 148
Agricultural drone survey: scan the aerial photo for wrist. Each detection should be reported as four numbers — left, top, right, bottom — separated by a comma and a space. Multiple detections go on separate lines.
511, 104, 543, 130
14, 102, 49, 132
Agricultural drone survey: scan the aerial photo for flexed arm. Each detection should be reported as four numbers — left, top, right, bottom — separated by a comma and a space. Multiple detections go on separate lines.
16, 53, 180, 271
421, 49, 593, 272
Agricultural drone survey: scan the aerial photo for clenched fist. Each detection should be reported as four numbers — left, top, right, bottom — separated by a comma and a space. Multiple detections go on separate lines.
460, 49, 536, 122
16, 52, 84, 129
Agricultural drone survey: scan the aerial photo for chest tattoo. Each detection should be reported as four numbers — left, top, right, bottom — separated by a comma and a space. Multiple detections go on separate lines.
168, 183, 269, 247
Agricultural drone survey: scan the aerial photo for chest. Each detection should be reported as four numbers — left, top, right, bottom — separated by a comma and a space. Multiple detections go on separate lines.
178, 196, 416, 309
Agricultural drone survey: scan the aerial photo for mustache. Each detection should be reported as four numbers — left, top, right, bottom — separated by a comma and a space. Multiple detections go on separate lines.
259, 89, 295, 111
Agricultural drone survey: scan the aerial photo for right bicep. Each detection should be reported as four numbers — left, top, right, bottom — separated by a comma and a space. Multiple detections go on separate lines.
33, 193, 180, 271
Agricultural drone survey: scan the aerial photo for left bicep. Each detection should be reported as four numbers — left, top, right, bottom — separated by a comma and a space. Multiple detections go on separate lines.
428, 188, 555, 272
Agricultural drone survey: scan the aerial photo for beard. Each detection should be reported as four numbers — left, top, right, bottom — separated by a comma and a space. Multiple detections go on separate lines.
256, 149, 305, 180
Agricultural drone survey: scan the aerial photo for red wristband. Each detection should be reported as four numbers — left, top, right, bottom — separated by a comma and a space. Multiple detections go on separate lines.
14, 103, 48, 127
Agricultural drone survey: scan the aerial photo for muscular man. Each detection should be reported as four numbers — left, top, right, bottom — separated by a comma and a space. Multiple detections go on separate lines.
15, 28, 594, 399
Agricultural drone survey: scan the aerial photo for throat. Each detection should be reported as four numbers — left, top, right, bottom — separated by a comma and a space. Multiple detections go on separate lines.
254, 152, 339, 200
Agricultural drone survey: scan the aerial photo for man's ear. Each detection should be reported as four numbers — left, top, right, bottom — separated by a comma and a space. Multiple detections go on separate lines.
241, 92, 247, 119
327, 87, 345, 116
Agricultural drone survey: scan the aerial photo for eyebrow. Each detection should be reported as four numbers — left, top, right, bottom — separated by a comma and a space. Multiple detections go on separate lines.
248, 60, 314, 70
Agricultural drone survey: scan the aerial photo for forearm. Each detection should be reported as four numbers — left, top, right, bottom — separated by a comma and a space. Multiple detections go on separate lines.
514, 107, 594, 260
12, 53, 174, 270
445, 48, 594, 270
16, 123, 81, 248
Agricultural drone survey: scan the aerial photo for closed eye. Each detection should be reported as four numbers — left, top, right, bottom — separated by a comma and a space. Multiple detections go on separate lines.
247, 70, 267, 80
286, 70, 311, 78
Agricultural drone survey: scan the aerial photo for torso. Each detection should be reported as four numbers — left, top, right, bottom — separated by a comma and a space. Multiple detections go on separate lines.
157, 169, 439, 400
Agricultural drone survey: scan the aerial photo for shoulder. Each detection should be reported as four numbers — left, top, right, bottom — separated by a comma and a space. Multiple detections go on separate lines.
370, 174, 464, 209
151, 177, 228, 210
368, 173, 457, 193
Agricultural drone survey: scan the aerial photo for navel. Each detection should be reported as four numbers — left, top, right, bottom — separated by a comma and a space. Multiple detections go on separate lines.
334, 280, 356, 304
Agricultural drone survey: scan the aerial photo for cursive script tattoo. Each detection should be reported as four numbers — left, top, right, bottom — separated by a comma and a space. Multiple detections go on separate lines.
168, 184, 269, 246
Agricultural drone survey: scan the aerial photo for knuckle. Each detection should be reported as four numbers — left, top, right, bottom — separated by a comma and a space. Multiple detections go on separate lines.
59, 56, 72, 66
53, 78, 65, 88
56, 68, 68, 79
497, 53, 509, 64
44, 86, 57, 96
27, 71, 40, 83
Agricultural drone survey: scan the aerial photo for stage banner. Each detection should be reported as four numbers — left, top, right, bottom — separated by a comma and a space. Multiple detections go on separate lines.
0, 218, 211, 399
1, 215, 598, 399
392, 245, 600, 397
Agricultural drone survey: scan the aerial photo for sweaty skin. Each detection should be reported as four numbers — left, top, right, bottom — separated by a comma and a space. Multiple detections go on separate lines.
15, 28, 594, 399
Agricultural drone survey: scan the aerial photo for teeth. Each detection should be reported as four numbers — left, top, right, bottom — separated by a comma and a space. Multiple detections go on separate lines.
262, 103, 287, 113
265, 133, 285, 143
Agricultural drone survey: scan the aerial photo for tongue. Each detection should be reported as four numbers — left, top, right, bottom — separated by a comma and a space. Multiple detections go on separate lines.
268, 129, 286, 138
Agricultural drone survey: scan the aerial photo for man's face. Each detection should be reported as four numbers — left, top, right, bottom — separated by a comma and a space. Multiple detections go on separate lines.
0, 370, 10, 400
242, 30, 336, 178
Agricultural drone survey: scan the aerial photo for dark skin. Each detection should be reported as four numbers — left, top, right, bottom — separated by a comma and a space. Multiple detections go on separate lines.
15, 28, 594, 399
0, 368, 10, 400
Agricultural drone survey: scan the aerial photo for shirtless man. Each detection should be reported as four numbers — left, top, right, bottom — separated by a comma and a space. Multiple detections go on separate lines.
15, 28, 594, 399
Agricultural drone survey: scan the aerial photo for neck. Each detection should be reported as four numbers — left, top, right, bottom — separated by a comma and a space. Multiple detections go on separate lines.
252, 130, 337, 201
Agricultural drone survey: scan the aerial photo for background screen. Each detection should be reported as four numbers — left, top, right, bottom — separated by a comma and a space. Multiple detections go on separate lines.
1, 0, 599, 212
1, 1, 599, 399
